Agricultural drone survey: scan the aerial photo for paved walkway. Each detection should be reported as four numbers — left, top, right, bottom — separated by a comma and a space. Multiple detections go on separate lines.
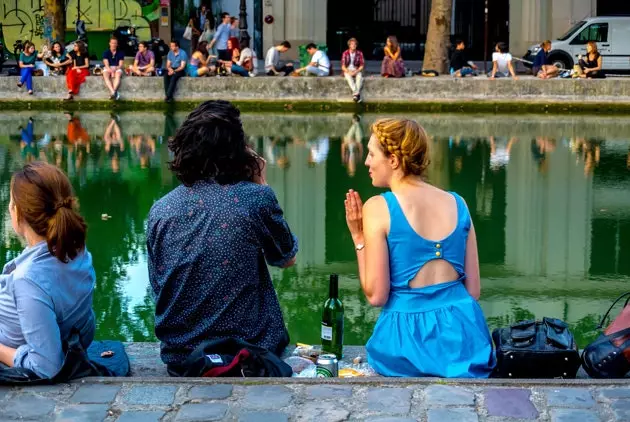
2, 378, 630, 421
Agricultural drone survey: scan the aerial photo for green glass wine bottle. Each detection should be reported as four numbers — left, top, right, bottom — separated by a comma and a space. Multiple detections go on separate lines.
321, 273, 344, 359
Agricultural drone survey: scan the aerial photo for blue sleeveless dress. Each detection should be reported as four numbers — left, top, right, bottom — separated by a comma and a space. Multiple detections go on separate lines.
366, 191, 496, 377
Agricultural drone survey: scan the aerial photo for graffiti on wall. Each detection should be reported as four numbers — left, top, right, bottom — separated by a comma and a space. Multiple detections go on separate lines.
1, 0, 156, 52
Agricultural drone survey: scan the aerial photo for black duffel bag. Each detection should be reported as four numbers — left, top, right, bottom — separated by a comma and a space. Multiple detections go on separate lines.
492, 317, 580, 379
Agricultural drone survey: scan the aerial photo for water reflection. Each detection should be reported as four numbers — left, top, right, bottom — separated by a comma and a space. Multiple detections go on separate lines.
0, 112, 629, 347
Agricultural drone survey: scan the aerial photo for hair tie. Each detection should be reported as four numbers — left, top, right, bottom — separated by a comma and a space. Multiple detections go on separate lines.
55, 197, 73, 211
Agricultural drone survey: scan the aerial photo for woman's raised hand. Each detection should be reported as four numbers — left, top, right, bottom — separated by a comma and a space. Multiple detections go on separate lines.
345, 189, 364, 240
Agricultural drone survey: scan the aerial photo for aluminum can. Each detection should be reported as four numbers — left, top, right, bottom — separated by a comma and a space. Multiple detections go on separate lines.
316, 353, 339, 377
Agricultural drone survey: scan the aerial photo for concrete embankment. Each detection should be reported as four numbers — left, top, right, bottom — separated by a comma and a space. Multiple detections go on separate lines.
0, 342, 629, 421
2, 75, 630, 113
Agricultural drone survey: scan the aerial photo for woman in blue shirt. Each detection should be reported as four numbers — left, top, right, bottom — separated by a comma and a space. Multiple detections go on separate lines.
147, 100, 298, 373
0, 162, 95, 379
344, 118, 495, 377
533, 40, 558, 79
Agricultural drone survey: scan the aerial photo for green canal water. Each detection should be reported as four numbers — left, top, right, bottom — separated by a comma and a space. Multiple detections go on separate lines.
0, 111, 629, 348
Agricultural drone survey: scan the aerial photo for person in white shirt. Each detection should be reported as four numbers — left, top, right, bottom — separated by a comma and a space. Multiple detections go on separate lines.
294, 43, 330, 77
265, 41, 293, 76
490, 42, 518, 80
232, 39, 258, 77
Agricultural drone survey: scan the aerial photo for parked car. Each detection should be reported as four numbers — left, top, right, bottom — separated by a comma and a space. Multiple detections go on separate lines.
523, 16, 630, 72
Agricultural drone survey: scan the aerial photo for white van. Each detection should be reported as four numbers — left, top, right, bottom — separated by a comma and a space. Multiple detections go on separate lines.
524, 16, 630, 71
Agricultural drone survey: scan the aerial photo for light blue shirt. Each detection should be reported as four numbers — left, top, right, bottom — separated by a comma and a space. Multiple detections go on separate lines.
214, 23, 231, 50
167, 49, 189, 70
0, 241, 95, 378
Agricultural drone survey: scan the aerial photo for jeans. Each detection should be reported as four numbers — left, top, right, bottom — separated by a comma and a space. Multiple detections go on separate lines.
266, 64, 293, 76
231, 64, 250, 77
163, 69, 186, 99
20, 67, 34, 91
344, 72, 363, 95
306, 66, 329, 77
450, 66, 474, 77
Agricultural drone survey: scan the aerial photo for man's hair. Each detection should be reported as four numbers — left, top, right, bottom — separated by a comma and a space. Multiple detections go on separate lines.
171, 40, 180, 48
455, 39, 464, 47
230, 16, 237, 24
221, 12, 230, 20
139, 41, 149, 49
306, 43, 317, 50
168, 100, 262, 186
280, 41, 291, 49
347, 38, 358, 47
110, 37, 118, 43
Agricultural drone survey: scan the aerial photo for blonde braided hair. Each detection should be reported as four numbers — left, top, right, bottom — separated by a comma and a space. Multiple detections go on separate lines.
371, 118, 430, 177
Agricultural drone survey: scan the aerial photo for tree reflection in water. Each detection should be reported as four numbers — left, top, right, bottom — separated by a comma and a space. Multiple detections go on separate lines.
0, 112, 628, 347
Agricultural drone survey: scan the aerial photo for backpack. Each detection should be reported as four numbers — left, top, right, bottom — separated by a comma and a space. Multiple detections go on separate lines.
167, 337, 292, 377
582, 292, 630, 378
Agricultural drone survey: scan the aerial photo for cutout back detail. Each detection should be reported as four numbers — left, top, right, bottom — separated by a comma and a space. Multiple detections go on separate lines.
408, 259, 460, 289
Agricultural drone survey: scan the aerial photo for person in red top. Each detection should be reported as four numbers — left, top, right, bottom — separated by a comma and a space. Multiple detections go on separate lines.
341, 38, 365, 103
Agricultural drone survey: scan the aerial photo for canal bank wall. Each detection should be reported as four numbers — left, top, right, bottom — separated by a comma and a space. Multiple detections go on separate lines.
3, 76, 630, 113
0, 342, 629, 421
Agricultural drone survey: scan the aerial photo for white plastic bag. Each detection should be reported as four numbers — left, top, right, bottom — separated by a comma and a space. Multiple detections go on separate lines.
183, 25, 193, 40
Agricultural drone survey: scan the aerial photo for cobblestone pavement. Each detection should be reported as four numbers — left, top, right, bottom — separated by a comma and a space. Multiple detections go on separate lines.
2, 380, 630, 421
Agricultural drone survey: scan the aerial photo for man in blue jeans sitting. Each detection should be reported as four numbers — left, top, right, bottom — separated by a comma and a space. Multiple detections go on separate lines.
450, 40, 477, 77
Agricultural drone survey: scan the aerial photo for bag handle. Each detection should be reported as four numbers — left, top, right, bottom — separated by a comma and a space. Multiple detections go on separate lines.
597, 292, 630, 329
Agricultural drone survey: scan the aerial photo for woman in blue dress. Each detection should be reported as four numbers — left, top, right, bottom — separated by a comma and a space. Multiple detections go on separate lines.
344, 118, 495, 377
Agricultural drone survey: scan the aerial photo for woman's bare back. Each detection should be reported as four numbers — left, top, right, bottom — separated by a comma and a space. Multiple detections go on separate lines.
391, 183, 460, 288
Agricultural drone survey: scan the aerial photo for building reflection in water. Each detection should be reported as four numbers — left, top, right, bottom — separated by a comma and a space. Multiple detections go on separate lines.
0, 112, 629, 346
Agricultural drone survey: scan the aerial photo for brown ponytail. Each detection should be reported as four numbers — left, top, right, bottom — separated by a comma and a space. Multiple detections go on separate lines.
10, 162, 87, 263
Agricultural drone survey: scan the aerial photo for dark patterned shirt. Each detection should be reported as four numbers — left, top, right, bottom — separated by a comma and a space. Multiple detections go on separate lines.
147, 181, 298, 365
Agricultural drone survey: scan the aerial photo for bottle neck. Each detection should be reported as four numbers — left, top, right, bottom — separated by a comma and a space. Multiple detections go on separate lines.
329, 277, 338, 299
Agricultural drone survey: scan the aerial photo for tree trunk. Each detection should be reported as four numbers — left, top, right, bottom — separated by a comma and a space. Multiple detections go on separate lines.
44, 0, 66, 43
422, 0, 453, 74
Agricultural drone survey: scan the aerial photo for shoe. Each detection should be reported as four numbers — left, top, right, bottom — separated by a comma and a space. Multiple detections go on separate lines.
357, 94, 363, 103
352, 95, 358, 103
28, 90, 33, 95
110, 93, 116, 100
115, 91, 120, 101
17, 82, 23, 88
63, 94, 74, 101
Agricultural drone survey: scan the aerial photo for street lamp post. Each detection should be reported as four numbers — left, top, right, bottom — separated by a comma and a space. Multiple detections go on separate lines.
239, 0, 250, 45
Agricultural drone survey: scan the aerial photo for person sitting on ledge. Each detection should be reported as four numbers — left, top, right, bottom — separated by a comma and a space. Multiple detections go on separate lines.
489, 42, 518, 80
102, 37, 125, 100
265, 41, 293, 76
45, 42, 71, 76
293, 43, 330, 76
576, 41, 606, 79
341, 38, 365, 102
147, 100, 298, 373
0, 162, 95, 379
450, 39, 478, 77
344, 118, 496, 377
163, 40, 188, 102
64, 41, 90, 101
188, 41, 213, 77
532, 40, 559, 79
17, 41, 45, 95
381, 36, 405, 78
130, 41, 156, 76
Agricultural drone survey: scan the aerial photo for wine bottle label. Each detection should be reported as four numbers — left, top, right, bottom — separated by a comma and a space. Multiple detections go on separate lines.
321, 324, 333, 341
